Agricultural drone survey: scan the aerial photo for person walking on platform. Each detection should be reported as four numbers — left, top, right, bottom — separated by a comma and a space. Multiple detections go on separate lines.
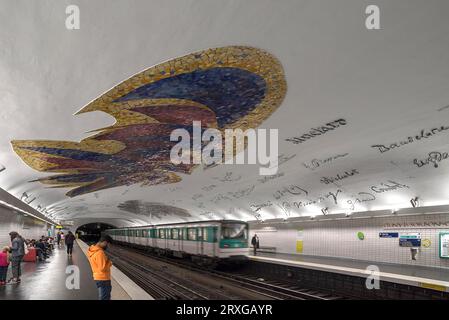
251, 234, 259, 255
0, 246, 10, 285
56, 232, 61, 248
65, 231, 75, 257
8, 231, 25, 284
87, 235, 113, 300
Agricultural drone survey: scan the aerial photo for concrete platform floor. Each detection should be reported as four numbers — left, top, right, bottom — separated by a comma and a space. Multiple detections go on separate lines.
0, 242, 98, 300
251, 252, 449, 281
250, 252, 449, 292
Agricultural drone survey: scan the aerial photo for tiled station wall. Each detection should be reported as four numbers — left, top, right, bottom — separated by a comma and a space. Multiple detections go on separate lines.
250, 213, 449, 269
0, 206, 50, 248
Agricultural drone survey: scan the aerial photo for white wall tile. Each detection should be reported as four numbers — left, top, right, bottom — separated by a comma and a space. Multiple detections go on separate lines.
250, 213, 449, 268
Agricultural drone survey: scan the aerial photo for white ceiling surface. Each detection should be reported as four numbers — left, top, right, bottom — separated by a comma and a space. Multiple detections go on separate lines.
1, 0, 449, 227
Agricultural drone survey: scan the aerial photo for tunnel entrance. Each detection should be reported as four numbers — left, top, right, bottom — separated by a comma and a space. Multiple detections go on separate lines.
76, 223, 116, 244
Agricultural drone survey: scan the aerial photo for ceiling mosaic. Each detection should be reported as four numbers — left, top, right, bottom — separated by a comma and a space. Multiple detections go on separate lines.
11, 46, 286, 197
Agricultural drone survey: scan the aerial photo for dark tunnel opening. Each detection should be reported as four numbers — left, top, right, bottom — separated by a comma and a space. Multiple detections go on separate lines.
76, 222, 116, 244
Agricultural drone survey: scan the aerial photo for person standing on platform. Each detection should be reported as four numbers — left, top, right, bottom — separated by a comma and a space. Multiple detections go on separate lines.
56, 232, 61, 248
87, 235, 113, 300
0, 246, 10, 285
251, 234, 259, 255
8, 231, 25, 284
60, 232, 65, 247
65, 231, 75, 257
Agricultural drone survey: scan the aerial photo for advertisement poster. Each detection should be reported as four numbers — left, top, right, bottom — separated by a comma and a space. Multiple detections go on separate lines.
296, 229, 304, 253
440, 233, 449, 258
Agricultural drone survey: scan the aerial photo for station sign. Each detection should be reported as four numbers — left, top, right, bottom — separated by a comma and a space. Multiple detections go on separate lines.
399, 233, 421, 247
379, 232, 399, 238
59, 220, 74, 226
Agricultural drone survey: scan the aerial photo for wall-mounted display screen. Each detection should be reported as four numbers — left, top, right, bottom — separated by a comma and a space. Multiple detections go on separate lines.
440, 233, 449, 258
379, 232, 399, 238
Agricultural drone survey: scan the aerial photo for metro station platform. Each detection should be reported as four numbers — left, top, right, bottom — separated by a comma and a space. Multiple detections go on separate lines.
0, 242, 98, 300
250, 252, 449, 293
0, 241, 152, 300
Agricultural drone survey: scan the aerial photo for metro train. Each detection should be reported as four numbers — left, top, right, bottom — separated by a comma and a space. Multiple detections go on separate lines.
104, 220, 249, 264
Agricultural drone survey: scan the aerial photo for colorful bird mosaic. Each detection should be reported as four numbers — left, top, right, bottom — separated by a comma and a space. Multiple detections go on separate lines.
11, 46, 287, 197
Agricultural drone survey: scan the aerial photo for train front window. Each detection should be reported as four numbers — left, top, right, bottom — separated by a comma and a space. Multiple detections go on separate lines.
221, 223, 248, 240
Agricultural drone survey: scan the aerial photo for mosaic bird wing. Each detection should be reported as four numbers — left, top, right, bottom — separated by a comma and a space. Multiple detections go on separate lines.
11, 46, 286, 197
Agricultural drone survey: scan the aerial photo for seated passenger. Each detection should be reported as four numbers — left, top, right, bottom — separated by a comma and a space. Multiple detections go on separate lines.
35, 240, 47, 261
47, 237, 54, 250
41, 238, 50, 253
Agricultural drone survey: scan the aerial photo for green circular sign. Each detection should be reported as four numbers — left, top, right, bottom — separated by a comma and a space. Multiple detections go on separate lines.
357, 232, 365, 240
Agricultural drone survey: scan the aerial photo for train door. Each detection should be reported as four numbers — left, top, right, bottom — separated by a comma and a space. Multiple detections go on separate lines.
210, 227, 217, 257
203, 227, 210, 256
151, 229, 156, 248
159, 228, 165, 251
155, 228, 160, 249
145, 229, 149, 247
175, 228, 181, 253
198, 227, 204, 256
187, 228, 197, 255
158, 228, 162, 249
179, 228, 184, 252
170, 228, 177, 252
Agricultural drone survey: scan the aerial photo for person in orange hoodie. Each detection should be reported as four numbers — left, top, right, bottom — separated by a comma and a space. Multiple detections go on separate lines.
87, 235, 113, 300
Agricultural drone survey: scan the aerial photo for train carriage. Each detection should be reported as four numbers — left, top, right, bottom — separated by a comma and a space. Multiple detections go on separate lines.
105, 220, 249, 264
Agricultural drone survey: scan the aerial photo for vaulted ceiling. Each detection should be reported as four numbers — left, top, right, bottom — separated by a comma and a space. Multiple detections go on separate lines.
1, 0, 449, 227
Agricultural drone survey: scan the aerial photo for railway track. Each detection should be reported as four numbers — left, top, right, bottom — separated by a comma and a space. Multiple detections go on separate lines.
108, 244, 344, 300
108, 250, 210, 299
